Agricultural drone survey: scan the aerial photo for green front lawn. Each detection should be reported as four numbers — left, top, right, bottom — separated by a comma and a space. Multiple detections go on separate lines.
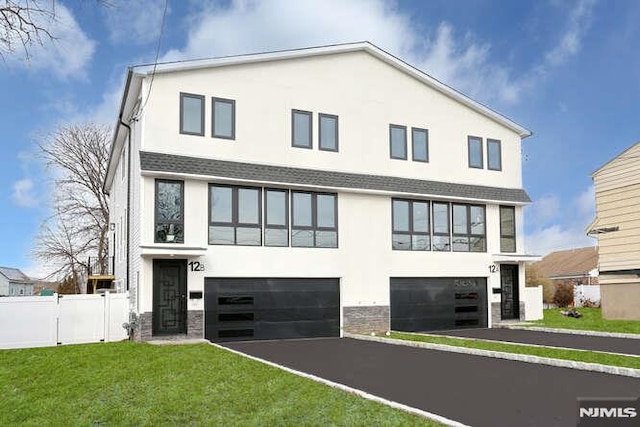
388, 332, 640, 370
0, 342, 435, 426
527, 308, 640, 335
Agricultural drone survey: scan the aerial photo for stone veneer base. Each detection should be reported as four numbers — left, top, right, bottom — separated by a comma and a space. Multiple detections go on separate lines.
134, 310, 204, 342
343, 305, 390, 334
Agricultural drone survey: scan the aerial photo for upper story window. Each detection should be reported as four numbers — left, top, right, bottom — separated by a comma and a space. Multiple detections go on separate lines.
292, 109, 312, 148
500, 206, 516, 252
319, 113, 339, 152
468, 136, 483, 168
155, 179, 184, 243
389, 124, 407, 160
209, 185, 262, 246
487, 139, 502, 171
265, 189, 289, 247
180, 93, 205, 136
292, 192, 337, 248
452, 204, 486, 252
412, 128, 429, 162
392, 199, 430, 250
212, 97, 235, 140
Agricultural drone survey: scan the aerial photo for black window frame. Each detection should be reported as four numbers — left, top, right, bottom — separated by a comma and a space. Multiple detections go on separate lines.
468, 136, 484, 169
389, 124, 408, 160
318, 113, 339, 152
432, 201, 451, 251
411, 127, 429, 162
292, 109, 313, 149
452, 203, 486, 253
487, 138, 502, 171
209, 184, 262, 246
500, 205, 517, 253
264, 188, 290, 247
211, 97, 236, 140
154, 179, 185, 244
291, 191, 338, 248
392, 198, 430, 251
179, 92, 205, 136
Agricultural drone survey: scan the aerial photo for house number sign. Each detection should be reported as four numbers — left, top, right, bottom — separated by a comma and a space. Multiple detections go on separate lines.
488, 264, 499, 273
188, 261, 205, 272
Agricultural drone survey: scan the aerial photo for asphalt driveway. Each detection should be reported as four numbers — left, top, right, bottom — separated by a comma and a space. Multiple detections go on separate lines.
431, 328, 640, 356
225, 338, 640, 427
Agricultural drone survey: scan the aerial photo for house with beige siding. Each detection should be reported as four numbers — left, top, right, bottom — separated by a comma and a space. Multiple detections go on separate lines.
589, 142, 640, 319
104, 42, 539, 342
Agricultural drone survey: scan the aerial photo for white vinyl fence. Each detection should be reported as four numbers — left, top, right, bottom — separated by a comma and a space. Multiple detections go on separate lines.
0, 292, 129, 349
574, 284, 601, 307
523, 286, 543, 321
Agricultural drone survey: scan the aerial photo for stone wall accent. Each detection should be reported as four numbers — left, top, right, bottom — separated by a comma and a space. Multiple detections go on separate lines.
187, 310, 204, 339
136, 312, 153, 342
343, 306, 389, 334
491, 302, 526, 325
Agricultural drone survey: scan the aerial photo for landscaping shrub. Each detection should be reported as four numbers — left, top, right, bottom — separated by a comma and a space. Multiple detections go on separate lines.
553, 282, 574, 308
581, 298, 601, 308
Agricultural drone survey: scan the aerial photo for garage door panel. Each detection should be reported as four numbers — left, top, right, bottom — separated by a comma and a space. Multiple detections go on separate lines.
391, 277, 487, 332
205, 278, 340, 342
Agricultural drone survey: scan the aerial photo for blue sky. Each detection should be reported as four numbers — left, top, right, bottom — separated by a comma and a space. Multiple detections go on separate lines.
1, 0, 639, 277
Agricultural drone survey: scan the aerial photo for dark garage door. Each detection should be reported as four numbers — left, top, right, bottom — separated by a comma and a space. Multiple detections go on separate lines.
390, 277, 487, 332
205, 278, 340, 342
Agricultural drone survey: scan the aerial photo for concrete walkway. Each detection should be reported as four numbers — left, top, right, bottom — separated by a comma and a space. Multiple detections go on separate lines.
431, 328, 640, 356
225, 338, 640, 427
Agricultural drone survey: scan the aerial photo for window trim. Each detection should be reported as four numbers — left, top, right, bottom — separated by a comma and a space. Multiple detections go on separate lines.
392, 198, 430, 251
500, 205, 517, 253
179, 92, 205, 136
432, 201, 451, 251
211, 97, 236, 140
411, 127, 429, 162
389, 124, 408, 160
318, 113, 339, 152
208, 184, 262, 246
467, 136, 484, 169
291, 191, 338, 248
264, 188, 290, 247
154, 179, 185, 244
451, 203, 486, 253
487, 138, 502, 171
291, 109, 313, 149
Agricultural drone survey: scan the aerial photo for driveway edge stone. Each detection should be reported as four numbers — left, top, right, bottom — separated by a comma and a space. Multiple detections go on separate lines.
501, 325, 640, 339
345, 333, 640, 378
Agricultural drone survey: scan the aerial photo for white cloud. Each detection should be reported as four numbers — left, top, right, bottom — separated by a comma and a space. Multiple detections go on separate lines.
12, 179, 38, 208
544, 0, 595, 67
5, 4, 95, 78
103, 0, 168, 45
525, 185, 596, 256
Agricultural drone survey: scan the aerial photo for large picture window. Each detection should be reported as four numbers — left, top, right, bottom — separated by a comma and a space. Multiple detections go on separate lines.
292, 192, 337, 248
500, 206, 516, 252
209, 185, 262, 246
452, 204, 486, 252
392, 199, 430, 250
155, 180, 184, 243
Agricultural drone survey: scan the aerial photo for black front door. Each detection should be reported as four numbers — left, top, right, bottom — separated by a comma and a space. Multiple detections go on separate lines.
500, 264, 520, 320
153, 259, 187, 335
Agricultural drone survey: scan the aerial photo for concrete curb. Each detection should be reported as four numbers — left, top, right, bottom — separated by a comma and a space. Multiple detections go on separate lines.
345, 333, 640, 379
501, 325, 640, 339
210, 342, 468, 427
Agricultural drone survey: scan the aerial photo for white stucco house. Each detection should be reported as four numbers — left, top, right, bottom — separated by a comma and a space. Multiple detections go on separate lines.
104, 42, 538, 342
0, 267, 34, 297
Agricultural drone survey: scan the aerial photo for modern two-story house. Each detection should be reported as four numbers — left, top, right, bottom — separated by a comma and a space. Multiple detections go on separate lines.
104, 42, 537, 342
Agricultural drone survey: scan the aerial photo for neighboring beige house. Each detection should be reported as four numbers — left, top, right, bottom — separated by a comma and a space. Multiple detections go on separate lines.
532, 247, 598, 287
104, 42, 537, 342
589, 142, 640, 320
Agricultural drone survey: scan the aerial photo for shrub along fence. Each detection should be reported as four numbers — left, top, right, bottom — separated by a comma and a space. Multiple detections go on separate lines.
0, 292, 128, 349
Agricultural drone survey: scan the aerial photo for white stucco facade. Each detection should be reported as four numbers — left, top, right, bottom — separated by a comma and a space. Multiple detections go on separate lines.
105, 43, 536, 341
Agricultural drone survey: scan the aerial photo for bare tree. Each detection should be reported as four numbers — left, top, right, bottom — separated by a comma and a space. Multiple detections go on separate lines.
35, 123, 111, 284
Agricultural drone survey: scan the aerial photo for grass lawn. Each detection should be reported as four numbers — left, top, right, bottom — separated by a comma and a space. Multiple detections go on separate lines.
0, 342, 437, 426
388, 332, 640, 370
527, 308, 640, 334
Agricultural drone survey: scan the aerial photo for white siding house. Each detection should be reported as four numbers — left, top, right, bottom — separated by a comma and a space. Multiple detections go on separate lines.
103, 42, 537, 342
0, 267, 34, 297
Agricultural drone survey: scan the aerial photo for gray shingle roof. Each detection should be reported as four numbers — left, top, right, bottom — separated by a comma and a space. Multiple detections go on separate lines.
0, 267, 31, 282
140, 151, 531, 203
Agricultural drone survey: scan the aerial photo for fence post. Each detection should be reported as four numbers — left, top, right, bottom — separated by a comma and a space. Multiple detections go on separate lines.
104, 291, 110, 342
